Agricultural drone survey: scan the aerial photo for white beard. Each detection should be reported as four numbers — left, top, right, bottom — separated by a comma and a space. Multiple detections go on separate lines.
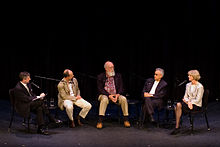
107, 71, 115, 77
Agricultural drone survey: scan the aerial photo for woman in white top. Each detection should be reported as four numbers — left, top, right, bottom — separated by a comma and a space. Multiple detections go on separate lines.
171, 70, 204, 135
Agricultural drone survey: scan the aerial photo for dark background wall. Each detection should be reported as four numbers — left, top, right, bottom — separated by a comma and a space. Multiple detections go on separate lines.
1, 1, 218, 102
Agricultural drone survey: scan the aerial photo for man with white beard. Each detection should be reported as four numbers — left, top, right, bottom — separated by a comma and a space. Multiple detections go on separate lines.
96, 61, 130, 129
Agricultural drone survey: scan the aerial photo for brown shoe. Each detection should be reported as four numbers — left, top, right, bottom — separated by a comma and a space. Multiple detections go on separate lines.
124, 121, 131, 128
77, 118, 83, 126
70, 120, 75, 128
77, 119, 83, 126
96, 122, 103, 129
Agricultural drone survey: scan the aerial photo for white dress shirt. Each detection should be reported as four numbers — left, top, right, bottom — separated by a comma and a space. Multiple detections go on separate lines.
68, 83, 75, 96
149, 81, 159, 95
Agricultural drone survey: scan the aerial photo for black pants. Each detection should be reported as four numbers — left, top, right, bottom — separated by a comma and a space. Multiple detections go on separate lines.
141, 97, 163, 122
30, 100, 50, 127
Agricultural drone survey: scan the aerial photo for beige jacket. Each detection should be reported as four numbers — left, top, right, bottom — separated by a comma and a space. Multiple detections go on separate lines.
57, 78, 80, 110
183, 82, 204, 107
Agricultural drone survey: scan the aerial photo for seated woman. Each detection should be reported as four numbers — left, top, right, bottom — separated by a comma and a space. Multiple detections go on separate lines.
171, 69, 204, 135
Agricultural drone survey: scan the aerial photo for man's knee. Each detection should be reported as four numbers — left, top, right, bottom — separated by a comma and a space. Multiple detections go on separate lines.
144, 97, 152, 104
119, 95, 127, 103
65, 105, 73, 111
86, 103, 92, 110
100, 95, 109, 104
36, 106, 43, 113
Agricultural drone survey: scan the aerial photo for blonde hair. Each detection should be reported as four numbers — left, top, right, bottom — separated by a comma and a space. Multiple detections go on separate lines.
188, 70, 201, 81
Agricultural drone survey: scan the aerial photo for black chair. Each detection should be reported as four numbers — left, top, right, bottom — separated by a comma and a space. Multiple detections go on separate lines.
127, 99, 140, 125
8, 88, 31, 133
188, 89, 210, 132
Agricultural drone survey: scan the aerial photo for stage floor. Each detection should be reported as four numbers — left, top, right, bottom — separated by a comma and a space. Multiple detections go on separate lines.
0, 99, 220, 147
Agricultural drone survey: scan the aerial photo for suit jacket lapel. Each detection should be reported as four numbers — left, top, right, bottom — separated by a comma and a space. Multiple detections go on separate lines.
148, 80, 154, 92
155, 80, 163, 94
19, 82, 31, 96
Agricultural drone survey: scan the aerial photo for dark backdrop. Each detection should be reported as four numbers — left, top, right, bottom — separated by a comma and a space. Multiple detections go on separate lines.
1, 1, 218, 103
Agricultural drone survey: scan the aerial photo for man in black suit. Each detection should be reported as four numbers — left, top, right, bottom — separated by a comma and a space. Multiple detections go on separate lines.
141, 68, 168, 124
14, 71, 60, 135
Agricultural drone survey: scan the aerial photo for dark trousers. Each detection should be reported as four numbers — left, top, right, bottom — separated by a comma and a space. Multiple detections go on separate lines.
30, 100, 51, 127
142, 97, 163, 121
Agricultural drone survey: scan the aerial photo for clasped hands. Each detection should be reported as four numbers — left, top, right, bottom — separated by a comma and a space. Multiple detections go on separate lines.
144, 92, 153, 98
182, 98, 193, 110
109, 94, 120, 103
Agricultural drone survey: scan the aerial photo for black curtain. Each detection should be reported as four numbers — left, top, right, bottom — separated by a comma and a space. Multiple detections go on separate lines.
2, 1, 218, 102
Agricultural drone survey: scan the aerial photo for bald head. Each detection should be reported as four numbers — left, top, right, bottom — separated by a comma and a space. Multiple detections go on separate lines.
63, 69, 74, 81
104, 61, 115, 77
104, 61, 114, 69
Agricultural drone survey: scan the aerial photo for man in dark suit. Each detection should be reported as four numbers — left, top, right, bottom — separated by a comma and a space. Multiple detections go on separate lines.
14, 71, 60, 135
96, 61, 130, 129
141, 68, 168, 124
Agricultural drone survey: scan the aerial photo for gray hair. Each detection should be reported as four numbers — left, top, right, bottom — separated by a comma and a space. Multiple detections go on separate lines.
156, 68, 164, 77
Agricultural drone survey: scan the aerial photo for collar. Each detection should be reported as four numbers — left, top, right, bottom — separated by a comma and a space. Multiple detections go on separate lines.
20, 81, 27, 87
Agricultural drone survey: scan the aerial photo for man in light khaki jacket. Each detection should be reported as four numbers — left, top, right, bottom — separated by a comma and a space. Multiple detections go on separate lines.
58, 69, 92, 128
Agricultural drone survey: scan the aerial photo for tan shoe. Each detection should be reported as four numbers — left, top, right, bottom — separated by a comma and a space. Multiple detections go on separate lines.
124, 121, 131, 128
96, 122, 103, 129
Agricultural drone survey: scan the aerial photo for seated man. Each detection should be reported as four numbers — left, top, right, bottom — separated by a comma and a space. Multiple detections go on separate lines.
57, 69, 92, 128
96, 61, 130, 129
14, 71, 61, 135
141, 68, 168, 125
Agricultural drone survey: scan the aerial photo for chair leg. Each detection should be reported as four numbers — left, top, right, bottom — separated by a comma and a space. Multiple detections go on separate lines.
27, 118, 30, 133
118, 106, 121, 124
157, 111, 160, 128
8, 109, 15, 132
138, 106, 145, 128
204, 112, 210, 131
189, 113, 194, 132
135, 104, 140, 125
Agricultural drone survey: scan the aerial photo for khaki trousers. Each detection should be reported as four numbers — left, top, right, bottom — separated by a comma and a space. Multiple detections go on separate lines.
98, 94, 129, 116
63, 98, 92, 121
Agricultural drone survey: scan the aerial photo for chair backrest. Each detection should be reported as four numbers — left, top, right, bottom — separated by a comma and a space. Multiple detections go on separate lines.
9, 88, 15, 108
202, 89, 209, 109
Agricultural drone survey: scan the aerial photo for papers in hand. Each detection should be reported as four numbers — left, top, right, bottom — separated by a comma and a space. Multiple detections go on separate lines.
32, 95, 45, 101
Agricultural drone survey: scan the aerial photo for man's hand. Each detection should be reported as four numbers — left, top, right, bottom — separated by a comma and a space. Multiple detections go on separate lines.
76, 95, 82, 100
144, 92, 153, 98
115, 94, 120, 99
109, 94, 118, 103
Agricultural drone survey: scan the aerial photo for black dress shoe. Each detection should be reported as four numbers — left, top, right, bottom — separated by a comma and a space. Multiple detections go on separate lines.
170, 128, 180, 135
37, 128, 49, 135
54, 119, 62, 124
149, 115, 155, 122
